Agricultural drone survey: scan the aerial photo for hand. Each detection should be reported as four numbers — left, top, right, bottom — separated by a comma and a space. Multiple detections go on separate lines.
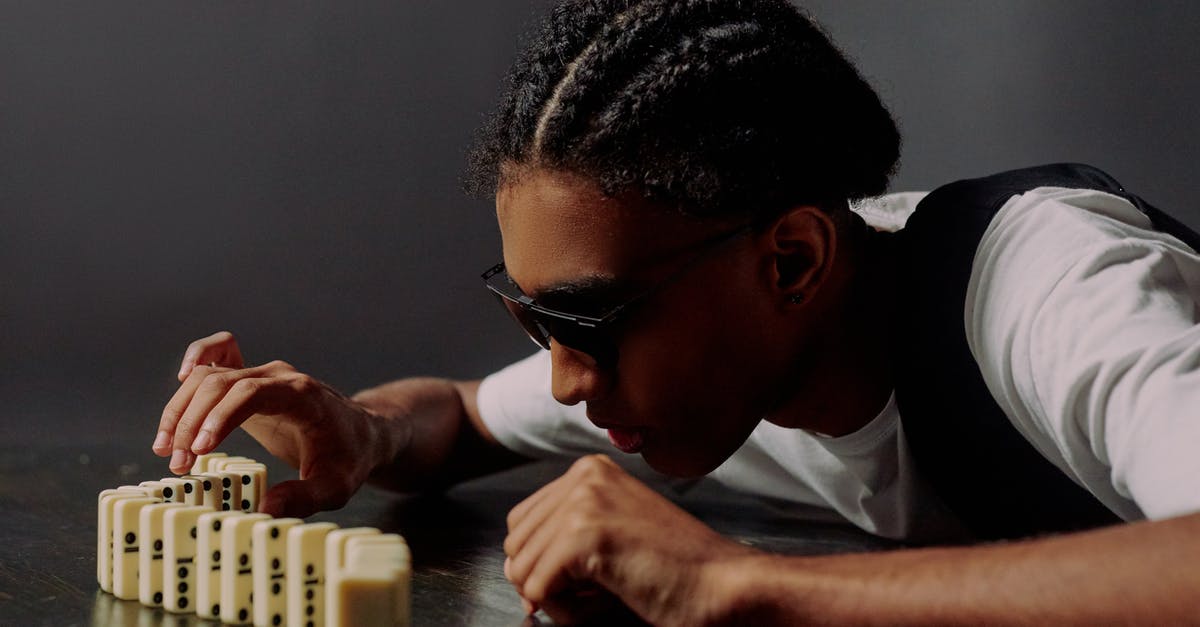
152, 331, 385, 518
503, 455, 759, 626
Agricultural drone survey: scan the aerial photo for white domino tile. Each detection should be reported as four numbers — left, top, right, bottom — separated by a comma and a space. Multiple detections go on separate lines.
162, 477, 204, 506
182, 474, 222, 510
196, 510, 245, 621
328, 566, 410, 627
163, 505, 210, 614
213, 471, 244, 513
344, 535, 410, 575
110, 497, 161, 600
251, 517, 301, 627
96, 487, 152, 592
139, 502, 185, 606
189, 452, 228, 474
137, 480, 173, 501
323, 528, 381, 627
344, 535, 411, 627
209, 458, 265, 512
209, 456, 255, 472
220, 512, 271, 625
324, 528, 380, 576
224, 463, 267, 513
285, 522, 337, 627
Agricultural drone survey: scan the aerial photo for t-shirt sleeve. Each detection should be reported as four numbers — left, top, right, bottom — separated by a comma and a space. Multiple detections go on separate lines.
476, 350, 612, 459
967, 186, 1200, 520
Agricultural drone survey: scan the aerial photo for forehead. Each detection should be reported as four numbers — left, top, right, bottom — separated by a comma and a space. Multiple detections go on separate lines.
495, 169, 721, 295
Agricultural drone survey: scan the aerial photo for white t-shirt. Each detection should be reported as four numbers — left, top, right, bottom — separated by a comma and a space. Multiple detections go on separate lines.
477, 187, 1200, 541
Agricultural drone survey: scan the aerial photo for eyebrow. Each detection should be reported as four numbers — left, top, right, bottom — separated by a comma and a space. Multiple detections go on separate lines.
530, 275, 637, 310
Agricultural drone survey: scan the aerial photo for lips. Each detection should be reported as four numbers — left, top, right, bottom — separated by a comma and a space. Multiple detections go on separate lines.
606, 427, 646, 454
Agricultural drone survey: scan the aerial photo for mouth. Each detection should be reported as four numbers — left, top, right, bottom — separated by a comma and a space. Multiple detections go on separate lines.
588, 408, 652, 451
605, 427, 647, 454
589, 413, 648, 454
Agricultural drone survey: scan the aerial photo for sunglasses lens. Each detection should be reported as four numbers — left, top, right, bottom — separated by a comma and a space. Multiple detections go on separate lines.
542, 317, 617, 365
484, 264, 617, 363
494, 294, 552, 350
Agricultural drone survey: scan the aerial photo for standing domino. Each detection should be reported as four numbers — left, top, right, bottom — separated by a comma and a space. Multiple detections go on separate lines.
162, 477, 205, 506
196, 511, 244, 621
251, 517, 302, 627
212, 471, 244, 512
220, 512, 271, 625
182, 474, 223, 510
210, 458, 266, 512
344, 534, 407, 557
138, 480, 176, 501
344, 535, 411, 627
329, 567, 410, 627
139, 502, 185, 606
96, 487, 152, 592
111, 497, 162, 600
323, 528, 381, 627
224, 463, 267, 512
285, 522, 338, 627
163, 505, 211, 614
212, 455, 255, 465
190, 452, 228, 474
324, 528, 380, 576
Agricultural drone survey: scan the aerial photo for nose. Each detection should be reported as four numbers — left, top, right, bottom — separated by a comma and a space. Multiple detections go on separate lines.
549, 340, 613, 405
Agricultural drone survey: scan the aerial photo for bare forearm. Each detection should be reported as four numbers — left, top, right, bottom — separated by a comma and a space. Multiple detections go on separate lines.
352, 377, 527, 492
725, 513, 1200, 625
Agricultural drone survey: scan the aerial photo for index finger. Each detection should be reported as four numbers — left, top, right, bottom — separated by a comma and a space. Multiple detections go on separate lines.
154, 364, 232, 457
178, 331, 244, 381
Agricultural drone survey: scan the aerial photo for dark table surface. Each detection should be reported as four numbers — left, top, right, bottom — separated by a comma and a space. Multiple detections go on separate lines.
0, 435, 901, 626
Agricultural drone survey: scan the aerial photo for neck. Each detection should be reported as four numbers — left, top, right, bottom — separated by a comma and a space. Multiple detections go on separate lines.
766, 214, 898, 437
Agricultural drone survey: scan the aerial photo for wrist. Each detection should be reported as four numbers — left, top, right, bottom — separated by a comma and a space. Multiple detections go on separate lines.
696, 549, 768, 624
360, 404, 411, 480
702, 552, 828, 626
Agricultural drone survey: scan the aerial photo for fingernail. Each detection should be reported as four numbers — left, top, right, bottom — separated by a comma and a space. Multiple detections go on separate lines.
152, 431, 169, 452
522, 599, 534, 615
192, 430, 212, 453
170, 449, 186, 471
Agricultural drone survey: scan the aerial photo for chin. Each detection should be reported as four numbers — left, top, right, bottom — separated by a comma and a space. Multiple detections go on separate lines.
640, 446, 728, 478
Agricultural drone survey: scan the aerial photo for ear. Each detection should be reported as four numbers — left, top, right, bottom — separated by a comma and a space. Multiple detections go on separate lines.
762, 205, 838, 306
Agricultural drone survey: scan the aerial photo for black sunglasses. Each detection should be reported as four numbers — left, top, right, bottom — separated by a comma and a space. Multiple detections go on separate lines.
481, 224, 753, 363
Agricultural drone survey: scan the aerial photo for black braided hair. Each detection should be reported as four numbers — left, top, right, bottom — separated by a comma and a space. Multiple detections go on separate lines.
465, 0, 900, 220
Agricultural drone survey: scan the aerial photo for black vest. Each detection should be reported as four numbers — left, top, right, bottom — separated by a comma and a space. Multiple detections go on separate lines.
893, 163, 1199, 541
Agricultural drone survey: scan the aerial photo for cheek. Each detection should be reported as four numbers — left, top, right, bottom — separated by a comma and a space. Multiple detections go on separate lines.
615, 278, 776, 441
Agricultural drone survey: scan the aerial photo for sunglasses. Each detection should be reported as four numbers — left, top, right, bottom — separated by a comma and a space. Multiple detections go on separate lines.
481, 224, 753, 363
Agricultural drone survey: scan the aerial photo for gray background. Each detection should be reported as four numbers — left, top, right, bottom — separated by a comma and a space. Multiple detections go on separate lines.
3, 1, 1198, 445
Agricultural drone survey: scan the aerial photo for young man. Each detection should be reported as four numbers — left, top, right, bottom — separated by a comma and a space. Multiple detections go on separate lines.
153, 1, 1200, 623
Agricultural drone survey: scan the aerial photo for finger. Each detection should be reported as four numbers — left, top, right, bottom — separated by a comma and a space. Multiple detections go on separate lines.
517, 525, 601, 609
155, 364, 227, 457
191, 376, 299, 455
167, 368, 239, 471
170, 363, 285, 467
178, 330, 244, 381
507, 489, 612, 596
506, 503, 569, 594
504, 472, 575, 559
259, 474, 353, 518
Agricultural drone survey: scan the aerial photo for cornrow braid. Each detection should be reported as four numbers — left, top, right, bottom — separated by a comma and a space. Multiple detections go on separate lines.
466, 0, 900, 220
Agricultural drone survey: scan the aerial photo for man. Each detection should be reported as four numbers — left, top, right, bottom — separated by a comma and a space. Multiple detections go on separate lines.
153, 0, 1200, 623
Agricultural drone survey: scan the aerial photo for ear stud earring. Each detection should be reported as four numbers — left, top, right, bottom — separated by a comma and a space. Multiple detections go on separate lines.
789, 294, 805, 304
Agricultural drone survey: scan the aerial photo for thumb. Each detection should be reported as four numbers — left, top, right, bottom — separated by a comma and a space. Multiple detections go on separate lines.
260, 474, 354, 519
